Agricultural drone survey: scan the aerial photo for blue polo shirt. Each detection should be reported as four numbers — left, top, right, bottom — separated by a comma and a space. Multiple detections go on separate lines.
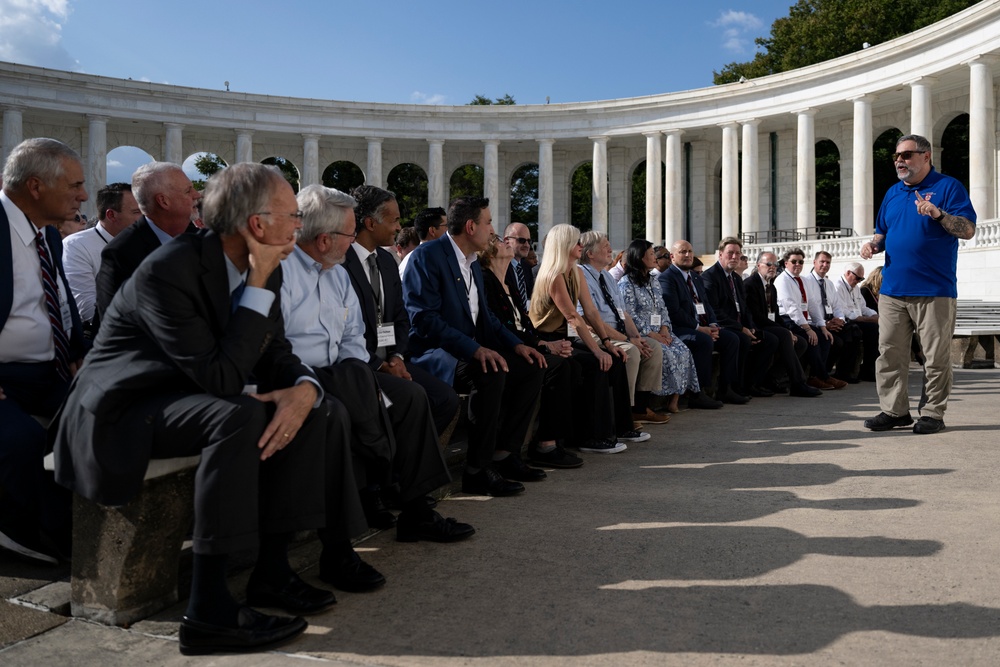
875, 167, 976, 298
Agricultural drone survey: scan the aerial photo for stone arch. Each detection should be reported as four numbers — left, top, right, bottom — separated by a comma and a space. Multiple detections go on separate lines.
322, 160, 365, 193
939, 113, 969, 190
509, 162, 539, 237
183, 152, 228, 190
106, 145, 155, 184
873, 128, 904, 215
261, 156, 300, 193
815, 139, 840, 230
387, 162, 428, 225
630, 159, 666, 242
449, 163, 484, 200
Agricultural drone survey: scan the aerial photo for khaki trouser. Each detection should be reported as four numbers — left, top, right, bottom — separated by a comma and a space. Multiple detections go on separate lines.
876, 295, 956, 420
587, 332, 663, 404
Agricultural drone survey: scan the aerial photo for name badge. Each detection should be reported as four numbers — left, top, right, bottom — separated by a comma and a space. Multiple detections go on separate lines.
768, 312, 776, 322
695, 303, 707, 316
567, 323, 577, 338
650, 314, 662, 327
735, 302, 741, 313
825, 306, 833, 317
617, 307, 626, 320
377, 324, 396, 347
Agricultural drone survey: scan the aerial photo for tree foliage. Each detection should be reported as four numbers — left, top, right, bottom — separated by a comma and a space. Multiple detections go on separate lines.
449, 164, 484, 200
814, 140, 840, 229
631, 161, 667, 242
570, 163, 593, 233
714, 0, 980, 84
468, 94, 517, 105
510, 163, 539, 236
322, 160, 365, 193
387, 163, 428, 226
191, 153, 226, 191
261, 157, 300, 193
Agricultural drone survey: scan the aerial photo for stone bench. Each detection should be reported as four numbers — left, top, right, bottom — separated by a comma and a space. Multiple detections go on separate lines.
952, 300, 1000, 369
43, 452, 201, 626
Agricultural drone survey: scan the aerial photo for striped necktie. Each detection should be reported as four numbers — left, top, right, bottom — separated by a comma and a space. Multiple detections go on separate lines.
35, 230, 71, 381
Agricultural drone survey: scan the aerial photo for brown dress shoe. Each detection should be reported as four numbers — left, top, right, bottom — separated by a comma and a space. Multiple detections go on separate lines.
807, 377, 835, 390
825, 376, 848, 389
632, 408, 670, 425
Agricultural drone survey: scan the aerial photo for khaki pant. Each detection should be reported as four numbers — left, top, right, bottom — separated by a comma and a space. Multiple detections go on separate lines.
876, 295, 956, 420
588, 332, 663, 404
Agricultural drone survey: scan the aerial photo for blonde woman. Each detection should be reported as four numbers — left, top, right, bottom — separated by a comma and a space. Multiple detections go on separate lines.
529, 224, 648, 452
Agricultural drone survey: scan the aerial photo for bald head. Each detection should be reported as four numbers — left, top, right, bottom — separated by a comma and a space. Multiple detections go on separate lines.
671, 239, 695, 270
504, 222, 532, 259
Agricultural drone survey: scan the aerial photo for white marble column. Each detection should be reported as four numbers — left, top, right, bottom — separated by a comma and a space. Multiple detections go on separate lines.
366, 137, 383, 187
851, 95, 874, 236
538, 139, 554, 246
427, 139, 445, 207
85, 115, 108, 219
720, 122, 740, 240
235, 130, 254, 163
664, 130, 685, 245
2, 106, 23, 165
740, 120, 761, 235
909, 77, 936, 140
967, 56, 997, 222
794, 109, 817, 233
164, 123, 183, 165
644, 132, 662, 243
483, 140, 500, 220
301, 134, 319, 187
591, 136, 609, 233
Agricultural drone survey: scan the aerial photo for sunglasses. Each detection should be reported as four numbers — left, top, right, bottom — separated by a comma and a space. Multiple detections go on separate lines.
504, 236, 531, 245
759, 261, 776, 267
891, 150, 927, 161
849, 271, 864, 281
788, 259, 805, 265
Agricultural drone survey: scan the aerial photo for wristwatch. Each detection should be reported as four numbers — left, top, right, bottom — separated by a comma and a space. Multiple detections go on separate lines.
933, 211, 945, 222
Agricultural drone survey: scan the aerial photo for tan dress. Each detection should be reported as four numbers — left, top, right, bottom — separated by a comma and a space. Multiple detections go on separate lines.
530, 269, 582, 336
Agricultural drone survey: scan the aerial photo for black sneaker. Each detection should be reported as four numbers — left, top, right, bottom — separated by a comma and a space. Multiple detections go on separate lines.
863, 411, 914, 431
527, 446, 584, 469
578, 439, 628, 454
617, 429, 650, 443
913, 416, 945, 434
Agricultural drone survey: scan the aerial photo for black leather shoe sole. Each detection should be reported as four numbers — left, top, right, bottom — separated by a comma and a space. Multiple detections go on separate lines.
863, 413, 914, 431
245, 577, 337, 615
319, 558, 386, 593
397, 514, 476, 543
179, 609, 307, 655
494, 458, 547, 482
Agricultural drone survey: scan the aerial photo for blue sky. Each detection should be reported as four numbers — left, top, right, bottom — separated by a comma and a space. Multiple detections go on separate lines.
1, 0, 797, 181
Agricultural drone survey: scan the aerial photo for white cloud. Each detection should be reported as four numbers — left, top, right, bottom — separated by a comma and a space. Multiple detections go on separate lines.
711, 10, 765, 54
410, 91, 447, 105
0, 0, 79, 70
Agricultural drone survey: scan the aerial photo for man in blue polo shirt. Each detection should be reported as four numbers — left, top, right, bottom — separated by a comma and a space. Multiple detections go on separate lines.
860, 134, 976, 435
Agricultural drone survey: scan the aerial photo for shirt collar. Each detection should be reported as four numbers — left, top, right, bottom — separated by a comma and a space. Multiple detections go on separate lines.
351, 241, 376, 265
291, 244, 324, 274
446, 232, 477, 269
145, 216, 175, 246
223, 255, 247, 293
1, 191, 40, 247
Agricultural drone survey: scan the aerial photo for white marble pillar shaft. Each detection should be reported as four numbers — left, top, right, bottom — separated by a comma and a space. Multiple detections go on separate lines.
852, 96, 874, 236
483, 140, 499, 221
968, 58, 997, 221
909, 78, 935, 140
235, 130, 254, 163
164, 123, 183, 165
741, 120, 760, 235
720, 122, 739, 240
795, 109, 817, 233
366, 137, 383, 187
428, 140, 445, 207
591, 136, 608, 233
301, 134, 319, 187
644, 132, 662, 243
538, 139, 554, 247
86, 115, 108, 220
2, 107, 23, 165
664, 130, 685, 245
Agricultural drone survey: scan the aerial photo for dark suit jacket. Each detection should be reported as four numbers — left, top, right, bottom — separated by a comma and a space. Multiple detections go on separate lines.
505, 259, 534, 302
744, 272, 778, 330
701, 262, 757, 331
53, 230, 315, 506
94, 216, 162, 320
483, 268, 541, 348
402, 235, 522, 383
342, 246, 410, 372
1, 205, 84, 360
658, 264, 718, 336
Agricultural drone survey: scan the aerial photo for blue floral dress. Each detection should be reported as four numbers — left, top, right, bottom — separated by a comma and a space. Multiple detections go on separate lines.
618, 274, 700, 396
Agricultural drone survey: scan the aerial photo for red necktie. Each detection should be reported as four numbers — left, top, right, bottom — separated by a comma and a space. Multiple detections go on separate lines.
35, 231, 71, 381
794, 276, 809, 320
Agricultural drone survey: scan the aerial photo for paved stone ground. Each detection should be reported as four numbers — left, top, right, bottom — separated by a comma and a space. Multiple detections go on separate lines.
2, 365, 999, 666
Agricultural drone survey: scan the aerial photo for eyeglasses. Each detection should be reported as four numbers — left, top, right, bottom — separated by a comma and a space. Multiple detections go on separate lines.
504, 236, 531, 245
257, 211, 304, 220
329, 229, 357, 240
655, 254, 668, 261
891, 150, 927, 162
489, 234, 503, 245
788, 259, 805, 265
849, 270, 864, 281
759, 262, 776, 267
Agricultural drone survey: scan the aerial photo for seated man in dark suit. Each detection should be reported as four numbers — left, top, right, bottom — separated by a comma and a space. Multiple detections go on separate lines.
657, 239, 732, 407
282, 185, 474, 575
743, 251, 821, 397
94, 161, 201, 319
701, 236, 778, 398
343, 186, 459, 438
54, 163, 359, 655
0, 138, 86, 564
403, 196, 547, 497
503, 221, 535, 308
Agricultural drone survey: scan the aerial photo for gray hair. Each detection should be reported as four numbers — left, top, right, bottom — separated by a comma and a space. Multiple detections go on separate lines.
579, 230, 607, 263
756, 250, 776, 264
297, 184, 356, 240
132, 162, 184, 213
844, 261, 863, 274
2, 138, 80, 191
897, 134, 932, 152
201, 162, 285, 235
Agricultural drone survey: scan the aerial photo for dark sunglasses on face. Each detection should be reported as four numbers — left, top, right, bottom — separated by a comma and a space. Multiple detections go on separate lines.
892, 150, 927, 161
505, 236, 531, 245
788, 259, 805, 265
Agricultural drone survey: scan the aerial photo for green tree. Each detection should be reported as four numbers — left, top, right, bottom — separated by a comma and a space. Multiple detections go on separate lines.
940, 114, 970, 190
261, 157, 300, 193
191, 153, 226, 191
449, 164, 484, 200
387, 163, 428, 226
815, 140, 841, 230
631, 161, 667, 242
570, 163, 593, 233
322, 160, 365, 193
873, 128, 903, 215
714, 0, 980, 84
468, 94, 517, 105
510, 163, 539, 236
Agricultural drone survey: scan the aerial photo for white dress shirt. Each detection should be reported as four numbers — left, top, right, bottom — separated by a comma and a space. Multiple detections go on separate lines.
775, 270, 824, 328
833, 275, 877, 321
445, 232, 479, 325
62, 222, 113, 322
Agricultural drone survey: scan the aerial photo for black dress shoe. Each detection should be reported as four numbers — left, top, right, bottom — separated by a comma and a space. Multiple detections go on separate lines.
493, 454, 547, 482
318, 551, 386, 592
687, 391, 723, 409
719, 388, 750, 405
748, 385, 774, 398
461, 467, 525, 496
179, 606, 307, 655
359, 488, 396, 529
245, 573, 337, 615
789, 382, 822, 397
397, 510, 476, 543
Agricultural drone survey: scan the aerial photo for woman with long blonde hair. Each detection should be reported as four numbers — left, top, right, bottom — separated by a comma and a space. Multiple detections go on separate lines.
529, 224, 647, 453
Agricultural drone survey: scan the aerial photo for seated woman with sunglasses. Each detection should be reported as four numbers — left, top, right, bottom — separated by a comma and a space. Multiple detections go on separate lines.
528, 224, 649, 453
617, 240, 700, 414
477, 235, 584, 469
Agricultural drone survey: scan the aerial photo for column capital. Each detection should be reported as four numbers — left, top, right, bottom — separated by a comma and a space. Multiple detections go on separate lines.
663, 129, 685, 138
163, 122, 185, 130
365, 136, 384, 145
791, 107, 817, 117
642, 131, 662, 138
848, 93, 876, 104
739, 118, 762, 128
2, 104, 25, 113
235, 129, 254, 138
482, 139, 500, 147
963, 54, 1000, 67
717, 121, 740, 129
301, 133, 320, 141
907, 76, 938, 87
536, 138, 555, 146
588, 136, 609, 144
427, 138, 445, 146
86, 114, 110, 123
